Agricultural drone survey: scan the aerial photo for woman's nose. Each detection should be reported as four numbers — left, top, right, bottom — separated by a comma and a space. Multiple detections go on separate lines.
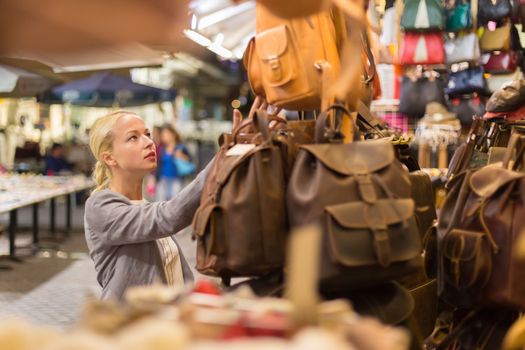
143, 135, 154, 147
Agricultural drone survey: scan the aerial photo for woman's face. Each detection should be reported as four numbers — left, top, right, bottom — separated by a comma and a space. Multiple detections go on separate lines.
160, 129, 176, 145
105, 114, 157, 175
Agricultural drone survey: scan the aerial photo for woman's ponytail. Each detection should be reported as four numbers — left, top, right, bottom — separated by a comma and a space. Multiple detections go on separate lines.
92, 160, 111, 193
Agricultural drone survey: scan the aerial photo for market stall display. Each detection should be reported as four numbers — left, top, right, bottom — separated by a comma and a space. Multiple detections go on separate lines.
0, 174, 95, 258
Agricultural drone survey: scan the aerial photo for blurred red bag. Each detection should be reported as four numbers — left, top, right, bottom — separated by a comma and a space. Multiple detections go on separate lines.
482, 51, 519, 74
399, 33, 445, 65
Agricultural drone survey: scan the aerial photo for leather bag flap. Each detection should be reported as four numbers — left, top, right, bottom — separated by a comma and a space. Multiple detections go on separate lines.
300, 139, 395, 175
326, 199, 415, 229
255, 25, 290, 60
469, 164, 525, 198
325, 199, 420, 268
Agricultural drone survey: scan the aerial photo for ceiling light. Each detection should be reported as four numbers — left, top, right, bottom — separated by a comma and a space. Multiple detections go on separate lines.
214, 33, 225, 46
183, 29, 211, 47
191, 14, 198, 30
197, 2, 255, 30
208, 43, 233, 59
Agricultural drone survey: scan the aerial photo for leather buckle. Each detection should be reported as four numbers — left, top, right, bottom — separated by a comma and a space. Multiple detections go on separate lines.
355, 172, 377, 204
363, 203, 391, 267
371, 228, 391, 267
269, 57, 279, 70
268, 56, 282, 81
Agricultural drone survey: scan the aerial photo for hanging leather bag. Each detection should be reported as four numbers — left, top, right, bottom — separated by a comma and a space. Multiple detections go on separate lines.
446, 0, 473, 32
447, 95, 486, 125
254, 0, 330, 19
286, 105, 423, 292
478, 0, 512, 24
243, 4, 341, 110
438, 133, 525, 309
480, 23, 512, 52
399, 75, 447, 119
444, 32, 481, 65
192, 111, 288, 281
401, 0, 445, 31
482, 51, 519, 74
446, 67, 487, 96
399, 32, 445, 65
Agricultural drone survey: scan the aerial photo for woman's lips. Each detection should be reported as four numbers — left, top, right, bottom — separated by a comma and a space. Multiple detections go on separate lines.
145, 152, 156, 160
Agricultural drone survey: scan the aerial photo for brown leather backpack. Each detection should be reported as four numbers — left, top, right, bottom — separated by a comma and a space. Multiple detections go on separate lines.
286, 105, 423, 291
192, 112, 288, 281
438, 133, 525, 310
243, 3, 341, 111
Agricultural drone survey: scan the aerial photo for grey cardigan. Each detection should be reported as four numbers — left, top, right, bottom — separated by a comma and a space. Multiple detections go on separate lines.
84, 163, 211, 300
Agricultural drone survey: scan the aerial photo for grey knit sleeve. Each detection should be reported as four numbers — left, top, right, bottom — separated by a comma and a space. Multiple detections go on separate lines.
85, 158, 213, 246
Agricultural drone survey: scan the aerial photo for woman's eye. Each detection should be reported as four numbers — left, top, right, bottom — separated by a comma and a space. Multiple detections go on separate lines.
128, 136, 137, 141
145, 132, 152, 138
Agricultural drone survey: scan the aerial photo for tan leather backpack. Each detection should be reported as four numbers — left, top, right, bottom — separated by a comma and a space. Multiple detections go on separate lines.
243, 3, 341, 111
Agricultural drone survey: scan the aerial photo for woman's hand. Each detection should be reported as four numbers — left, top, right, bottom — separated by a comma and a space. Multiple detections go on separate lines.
232, 109, 243, 131
232, 96, 285, 134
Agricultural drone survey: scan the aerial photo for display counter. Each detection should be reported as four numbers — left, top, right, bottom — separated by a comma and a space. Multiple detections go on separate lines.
0, 174, 95, 259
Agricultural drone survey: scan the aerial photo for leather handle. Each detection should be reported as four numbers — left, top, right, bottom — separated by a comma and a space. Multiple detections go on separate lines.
314, 104, 354, 143
231, 113, 285, 143
362, 30, 376, 85
253, 110, 272, 141
356, 100, 387, 137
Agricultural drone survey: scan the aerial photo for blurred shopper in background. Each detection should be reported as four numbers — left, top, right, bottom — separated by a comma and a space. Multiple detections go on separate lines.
155, 124, 193, 201
44, 143, 72, 176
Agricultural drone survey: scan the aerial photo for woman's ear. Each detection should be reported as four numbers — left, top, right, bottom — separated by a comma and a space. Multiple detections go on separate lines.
101, 152, 117, 167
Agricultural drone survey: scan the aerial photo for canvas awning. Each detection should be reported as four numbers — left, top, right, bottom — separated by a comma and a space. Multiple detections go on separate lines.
0, 65, 55, 97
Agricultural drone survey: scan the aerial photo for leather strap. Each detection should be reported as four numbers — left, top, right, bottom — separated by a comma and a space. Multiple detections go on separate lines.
330, 0, 367, 109
362, 30, 376, 86
362, 203, 392, 266
372, 228, 391, 267
356, 100, 387, 137
355, 172, 378, 204
314, 104, 354, 143
502, 132, 525, 169
433, 309, 481, 350
317, 60, 335, 113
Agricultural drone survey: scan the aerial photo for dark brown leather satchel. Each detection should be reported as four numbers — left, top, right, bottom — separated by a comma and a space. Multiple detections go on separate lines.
192, 111, 288, 281
438, 133, 525, 309
287, 105, 423, 291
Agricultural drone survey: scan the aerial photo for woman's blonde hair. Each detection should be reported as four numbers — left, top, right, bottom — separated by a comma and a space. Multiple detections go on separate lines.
88, 110, 138, 193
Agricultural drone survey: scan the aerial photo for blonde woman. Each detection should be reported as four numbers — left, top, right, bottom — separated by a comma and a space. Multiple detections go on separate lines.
84, 110, 241, 299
